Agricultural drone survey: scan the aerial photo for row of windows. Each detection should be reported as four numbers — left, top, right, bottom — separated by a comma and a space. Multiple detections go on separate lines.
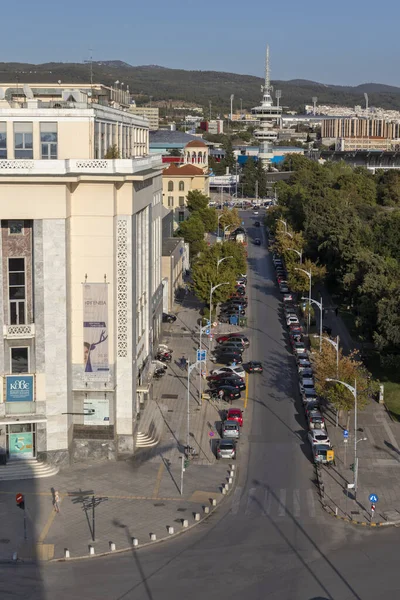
167, 181, 186, 192
0, 122, 57, 159
167, 196, 185, 208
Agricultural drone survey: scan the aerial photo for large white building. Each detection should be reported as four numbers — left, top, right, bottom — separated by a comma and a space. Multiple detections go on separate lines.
0, 83, 163, 466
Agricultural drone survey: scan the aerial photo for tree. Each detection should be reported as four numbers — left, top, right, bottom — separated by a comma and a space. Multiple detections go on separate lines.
168, 148, 182, 157
186, 190, 209, 212
209, 156, 225, 176
255, 159, 268, 199
221, 138, 236, 174
198, 207, 217, 233
241, 157, 257, 197
311, 345, 377, 428
176, 214, 206, 258
104, 145, 120, 158
217, 207, 241, 231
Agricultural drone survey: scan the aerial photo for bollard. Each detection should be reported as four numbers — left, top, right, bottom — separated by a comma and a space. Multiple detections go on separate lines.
224, 483, 229, 491
150, 533, 156, 541
231, 464, 235, 471
228, 477, 233, 484
182, 519, 189, 528
222, 488, 227, 495
89, 545, 95, 556
109, 542, 116, 552
64, 548, 70, 559
167, 526, 174, 535
203, 506, 210, 514
335, 507, 338, 516
229, 470, 234, 478
211, 498, 217, 506
194, 512, 200, 521
132, 537, 139, 547
12, 552, 18, 561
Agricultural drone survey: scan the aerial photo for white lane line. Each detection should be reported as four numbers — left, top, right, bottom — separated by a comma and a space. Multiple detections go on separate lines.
262, 489, 272, 516
230, 486, 242, 515
278, 489, 286, 517
245, 487, 257, 516
293, 489, 301, 517
307, 489, 316, 518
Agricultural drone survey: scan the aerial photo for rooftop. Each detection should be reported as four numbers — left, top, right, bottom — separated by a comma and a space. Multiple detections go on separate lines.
163, 164, 205, 176
150, 130, 211, 147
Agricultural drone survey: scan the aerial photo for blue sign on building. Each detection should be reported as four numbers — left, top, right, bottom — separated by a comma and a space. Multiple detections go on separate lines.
6, 375, 34, 402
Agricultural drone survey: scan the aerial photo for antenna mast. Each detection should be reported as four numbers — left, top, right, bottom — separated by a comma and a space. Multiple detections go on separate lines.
264, 45, 271, 95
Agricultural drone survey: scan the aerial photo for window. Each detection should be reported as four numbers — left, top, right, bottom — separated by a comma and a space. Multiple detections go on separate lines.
11, 347, 29, 373
8, 258, 25, 325
40, 123, 57, 159
168, 181, 174, 192
0, 122, 6, 159
179, 180, 184, 191
178, 211, 185, 223
179, 196, 185, 207
9, 220, 24, 235
168, 196, 174, 207
14, 123, 33, 159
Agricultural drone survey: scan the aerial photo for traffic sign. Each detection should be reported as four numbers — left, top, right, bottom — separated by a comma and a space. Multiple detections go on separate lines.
213, 321, 218, 327
197, 349, 206, 362
369, 493, 379, 503
16, 493, 24, 510
371, 504, 376, 512
208, 431, 215, 437
205, 329, 210, 335
343, 429, 349, 438
242, 221, 245, 225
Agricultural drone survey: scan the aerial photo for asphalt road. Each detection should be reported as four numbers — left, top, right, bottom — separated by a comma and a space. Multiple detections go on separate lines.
3, 211, 400, 600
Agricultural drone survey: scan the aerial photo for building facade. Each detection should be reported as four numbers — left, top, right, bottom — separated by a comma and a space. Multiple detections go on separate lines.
321, 116, 400, 144
128, 106, 160, 130
0, 85, 163, 465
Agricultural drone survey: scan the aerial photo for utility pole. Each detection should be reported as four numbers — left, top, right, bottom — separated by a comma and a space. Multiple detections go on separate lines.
209, 101, 212, 121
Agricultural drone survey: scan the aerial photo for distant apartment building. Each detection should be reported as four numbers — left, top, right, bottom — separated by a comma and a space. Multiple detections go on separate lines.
128, 106, 160, 130
199, 120, 224, 134
162, 140, 209, 223
0, 83, 163, 466
321, 116, 400, 149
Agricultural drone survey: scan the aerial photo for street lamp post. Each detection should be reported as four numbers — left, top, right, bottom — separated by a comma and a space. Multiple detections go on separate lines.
316, 334, 340, 425
303, 295, 323, 352
217, 213, 224, 238
326, 378, 362, 499
295, 267, 312, 334
223, 225, 230, 239
198, 323, 210, 399
217, 255, 233, 274
278, 219, 287, 232
287, 248, 302, 264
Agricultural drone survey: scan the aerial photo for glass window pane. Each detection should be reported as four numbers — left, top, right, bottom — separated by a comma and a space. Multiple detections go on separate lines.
15, 149, 33, 158
9, 286, 25, 300
15, 133, 23, 148
41, 144, 48, 159
9, 220, 23, 235
18, 302, 25, 324
25, 133, 33, 149
9, 272, 25, 285
9, 258, 24, 271
11, 347, 29, 373
10, 303, 17, 324
0, 132, 6, 149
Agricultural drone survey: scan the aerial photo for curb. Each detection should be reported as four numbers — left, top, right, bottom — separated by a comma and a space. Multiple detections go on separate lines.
315, 466, 400, 528
49, 468, 238, 563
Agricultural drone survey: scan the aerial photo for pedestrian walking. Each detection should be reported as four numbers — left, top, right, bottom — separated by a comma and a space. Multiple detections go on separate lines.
53, 490, 60, 513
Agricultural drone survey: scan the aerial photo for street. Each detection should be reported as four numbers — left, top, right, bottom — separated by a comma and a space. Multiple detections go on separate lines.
2, 211, 400, 600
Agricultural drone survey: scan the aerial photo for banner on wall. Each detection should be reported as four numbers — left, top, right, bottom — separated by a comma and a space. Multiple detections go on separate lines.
6, 375, 34, 402
83, 398, 110, 426
83, 283, 109, 380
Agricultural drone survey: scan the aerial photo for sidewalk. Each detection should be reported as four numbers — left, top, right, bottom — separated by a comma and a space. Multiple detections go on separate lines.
314, 288, 400, 526
0, 294, 244, 562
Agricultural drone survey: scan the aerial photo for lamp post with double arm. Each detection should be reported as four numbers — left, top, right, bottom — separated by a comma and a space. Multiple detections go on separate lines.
295, 267, 312, 334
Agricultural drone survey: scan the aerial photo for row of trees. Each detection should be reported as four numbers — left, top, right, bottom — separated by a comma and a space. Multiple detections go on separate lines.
271, 155, 400, 355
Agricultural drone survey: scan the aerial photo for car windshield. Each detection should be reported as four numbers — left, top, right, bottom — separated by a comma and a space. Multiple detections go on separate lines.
314, 446, 328, 455
221, 442, 234, 448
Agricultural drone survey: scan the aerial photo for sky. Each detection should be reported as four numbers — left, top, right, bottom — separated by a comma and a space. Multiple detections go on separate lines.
1, 0, 400, 87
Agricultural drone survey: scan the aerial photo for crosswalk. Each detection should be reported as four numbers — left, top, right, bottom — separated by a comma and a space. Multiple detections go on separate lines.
230, 486, 319, 520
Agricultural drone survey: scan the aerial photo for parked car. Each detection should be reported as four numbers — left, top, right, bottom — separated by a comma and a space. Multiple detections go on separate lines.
280, 284, 290, 294
299, 379, 316, 395
287, 315, 299, 326
212, 386, 241, 401
298, 361, 312, 373
216, 439, 237, 460
221, 420, 240, 439
308, 411, 325, 430
299, 368, 314, 379
211, 366, 246, 379
244, 361, 263, 373
289, 323, 303, 334
283, 294, 294, 303
212, 352, 243, 365
226, 408, 243, 427
210, 377, 245, 391
303, 389, 319, 405
215, 343, 244, 354
218, 339, 246, 349
224, 334, 250, 347
162, 312, 177, 323
308, 430, 330, 446
253, 209, 259, 216
304, 400, 321, 417
312, 444, 332, 464
293, 342, 307, 355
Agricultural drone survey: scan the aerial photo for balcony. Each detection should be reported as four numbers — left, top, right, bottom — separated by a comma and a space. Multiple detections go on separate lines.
3, 323, 35, 339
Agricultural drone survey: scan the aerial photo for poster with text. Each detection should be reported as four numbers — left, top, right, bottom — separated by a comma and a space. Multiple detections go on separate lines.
83, 283, 109, 380
84, 398, 110, 426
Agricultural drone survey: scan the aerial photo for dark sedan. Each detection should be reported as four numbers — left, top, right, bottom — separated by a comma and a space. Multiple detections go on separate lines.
210, 377, 246, 391
244, 361, 263, 373
211, 385, 241, 402
162, 312, 177, 323
213, 352, 243, 365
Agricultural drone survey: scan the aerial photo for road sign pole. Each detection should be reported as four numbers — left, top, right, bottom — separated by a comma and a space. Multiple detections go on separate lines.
180, 456, 184, 496
23, 503, 27, 541
92, 495, 95, 542
199, 326, 202, 400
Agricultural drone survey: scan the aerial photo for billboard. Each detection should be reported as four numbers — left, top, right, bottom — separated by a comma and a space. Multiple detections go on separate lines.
83, 283, 109, 380
6, 375, 34, 402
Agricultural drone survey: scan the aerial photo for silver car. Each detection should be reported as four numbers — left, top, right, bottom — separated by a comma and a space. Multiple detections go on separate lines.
221, 420, 240, 439
216, 439, 237, 460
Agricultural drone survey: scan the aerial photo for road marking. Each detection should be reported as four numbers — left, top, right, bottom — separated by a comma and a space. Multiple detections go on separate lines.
245, 487, 257, 516
230, 486, 242, 515
278, 489, 286, 517
307, 489, 316, 518
262, 489, 272, 516
293, 489, 301, 517
153, 462, 165, 498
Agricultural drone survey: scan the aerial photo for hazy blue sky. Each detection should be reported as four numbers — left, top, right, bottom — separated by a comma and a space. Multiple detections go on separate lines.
2, 0, 399, 86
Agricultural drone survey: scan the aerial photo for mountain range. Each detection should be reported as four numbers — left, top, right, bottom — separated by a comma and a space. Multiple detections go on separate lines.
1, 61, 400, 113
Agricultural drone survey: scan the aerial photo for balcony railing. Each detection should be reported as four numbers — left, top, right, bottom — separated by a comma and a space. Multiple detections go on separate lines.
3, 323, 35, 339
0, 155, 163, 175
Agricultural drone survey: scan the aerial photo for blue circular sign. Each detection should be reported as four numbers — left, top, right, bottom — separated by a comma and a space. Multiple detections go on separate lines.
205, 329, 210, 335
369, 493, 379, 503
343, 430, 349, 438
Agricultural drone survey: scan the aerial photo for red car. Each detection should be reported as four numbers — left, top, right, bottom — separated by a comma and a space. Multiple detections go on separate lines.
226, 408, 243, 427
289, 323, 303, 334
216, 335, 232, 344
